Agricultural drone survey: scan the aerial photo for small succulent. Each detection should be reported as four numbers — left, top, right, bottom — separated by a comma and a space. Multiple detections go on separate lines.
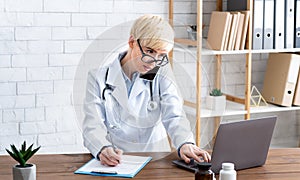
6, 141, 41, 167
209, 88, 223, 96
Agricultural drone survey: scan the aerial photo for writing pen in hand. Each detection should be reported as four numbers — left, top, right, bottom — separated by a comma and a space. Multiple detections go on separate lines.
107, 129, 120, 164
108, 126, 117, 151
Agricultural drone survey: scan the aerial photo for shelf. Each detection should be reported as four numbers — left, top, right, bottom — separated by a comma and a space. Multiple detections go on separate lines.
250, 104, 300, 114
184, 101, 247, 118
184, 101, 300, 118
251, 48, 300, 54
175, 38, 300, 55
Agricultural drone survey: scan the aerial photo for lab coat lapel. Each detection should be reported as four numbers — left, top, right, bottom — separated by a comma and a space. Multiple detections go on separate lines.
106, 58, 128, 110
129, 77, 149, 100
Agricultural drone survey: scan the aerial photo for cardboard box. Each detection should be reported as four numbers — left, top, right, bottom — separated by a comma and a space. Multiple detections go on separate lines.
262, 53, 300, 106
293, 68, 300, 106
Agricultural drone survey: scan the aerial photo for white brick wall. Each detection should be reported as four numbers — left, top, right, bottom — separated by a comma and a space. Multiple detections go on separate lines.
0, 0, 299, 155
0, 55, 11, 67
5, 0, 43, 12
12, 54, 48, 67
16, 27, 51, 40
33, 13, 70, 26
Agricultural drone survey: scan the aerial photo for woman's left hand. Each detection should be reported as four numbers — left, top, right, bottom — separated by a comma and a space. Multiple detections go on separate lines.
179, 143, 211, 163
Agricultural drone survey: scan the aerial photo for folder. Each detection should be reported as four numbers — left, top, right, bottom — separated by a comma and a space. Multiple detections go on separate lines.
253, 0, 264, 49
295, 0, 300, 48
240, 11, 250, 50
223, 14, 233, 51
285, 0, 295, 48
262, 53, 300, 107
206, 11, 231, 51
293, 67, 300, 105
274, 0, 285, 49
234, 12, 244, 50
263, 0, 274, 49
227, 12, 240, 51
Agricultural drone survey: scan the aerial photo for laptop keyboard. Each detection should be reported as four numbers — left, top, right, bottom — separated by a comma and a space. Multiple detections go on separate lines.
172, 159, 198, 172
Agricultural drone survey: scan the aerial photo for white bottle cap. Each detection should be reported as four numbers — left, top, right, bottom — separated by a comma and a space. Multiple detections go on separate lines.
222, 162, 235, 170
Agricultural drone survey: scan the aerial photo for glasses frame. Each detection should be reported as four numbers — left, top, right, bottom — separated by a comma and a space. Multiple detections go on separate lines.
137, 39, 169, 67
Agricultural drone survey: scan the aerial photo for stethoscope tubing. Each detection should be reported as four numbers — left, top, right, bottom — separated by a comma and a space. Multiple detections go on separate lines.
101, 68, 159, 111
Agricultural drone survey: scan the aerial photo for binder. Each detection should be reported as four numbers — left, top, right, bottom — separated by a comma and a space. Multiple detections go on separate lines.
234, 12, 244, 50
285, 0, 295, 48
293, 67, 300, 105
206, 11, 231, 51
263, 0, 274, 49
262, 53, 300, 107
274, 0, 285, 49
253, 0, 264, 49
240, 11, 250, 50
295, 0, 300, 48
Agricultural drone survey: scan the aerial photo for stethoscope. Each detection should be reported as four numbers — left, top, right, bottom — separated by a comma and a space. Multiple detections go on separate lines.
101, 68, 159, 111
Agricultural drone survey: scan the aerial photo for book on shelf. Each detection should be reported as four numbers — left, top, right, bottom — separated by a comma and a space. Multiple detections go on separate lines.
206, 10, 249, 51
206, 11, 231, 51
228, 12, 241, 51
240, 11, 250, 50
223, 14, 233, 51
234, 12, 245, 50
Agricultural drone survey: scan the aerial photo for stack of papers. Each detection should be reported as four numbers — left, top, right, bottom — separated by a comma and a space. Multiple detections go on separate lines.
74, 155, 152, 178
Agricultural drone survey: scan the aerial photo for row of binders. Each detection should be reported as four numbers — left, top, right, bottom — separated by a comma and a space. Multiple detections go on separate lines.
227, 0, 300, 50
206, 11, 250, 51
253, 0, 300, 49
262, 53, 300, 107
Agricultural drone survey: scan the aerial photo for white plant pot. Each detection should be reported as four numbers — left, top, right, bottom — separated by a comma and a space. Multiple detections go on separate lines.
206, 95, 226, 112
13, 164, 36, 180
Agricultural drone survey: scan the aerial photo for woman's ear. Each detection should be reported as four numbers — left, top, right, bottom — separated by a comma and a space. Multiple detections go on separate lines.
128, 35, 135, 49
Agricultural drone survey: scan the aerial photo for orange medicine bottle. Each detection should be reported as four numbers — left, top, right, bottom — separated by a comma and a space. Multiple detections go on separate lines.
195, 162, 215, 180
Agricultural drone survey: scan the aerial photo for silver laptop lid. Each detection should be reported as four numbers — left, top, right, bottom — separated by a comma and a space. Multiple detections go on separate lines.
211, 116, 277, 173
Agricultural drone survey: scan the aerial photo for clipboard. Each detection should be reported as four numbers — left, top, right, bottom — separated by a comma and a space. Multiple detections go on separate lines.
74, 155, 152, 178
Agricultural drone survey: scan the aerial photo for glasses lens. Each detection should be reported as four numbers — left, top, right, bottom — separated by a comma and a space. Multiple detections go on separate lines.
141, 54, 156, 63
141, 54, 169, 67
156, 56, 168, 66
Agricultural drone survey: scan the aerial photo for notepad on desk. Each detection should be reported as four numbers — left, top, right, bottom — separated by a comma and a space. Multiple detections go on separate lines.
74, 155, 152, 178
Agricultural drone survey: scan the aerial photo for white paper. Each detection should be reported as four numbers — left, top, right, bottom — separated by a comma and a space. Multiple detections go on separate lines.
76, 155, 152, 176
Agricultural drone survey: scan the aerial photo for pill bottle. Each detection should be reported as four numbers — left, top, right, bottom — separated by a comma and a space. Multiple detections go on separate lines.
195, 162, 215, 180
219, 162, 236, 180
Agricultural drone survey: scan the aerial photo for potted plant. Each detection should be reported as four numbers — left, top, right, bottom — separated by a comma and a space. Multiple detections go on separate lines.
206, 88, 226, 112
6, 141, 40, 180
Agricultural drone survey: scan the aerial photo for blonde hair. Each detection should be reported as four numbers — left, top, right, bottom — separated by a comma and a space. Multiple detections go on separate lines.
130, 14, 174, 51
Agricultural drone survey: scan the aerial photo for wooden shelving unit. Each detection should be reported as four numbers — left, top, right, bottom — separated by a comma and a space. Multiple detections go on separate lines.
169, 0, 253, 146
169, 0, 299, 147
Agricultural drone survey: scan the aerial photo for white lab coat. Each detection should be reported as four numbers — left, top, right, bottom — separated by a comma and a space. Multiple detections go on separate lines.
83, 52, 195, 158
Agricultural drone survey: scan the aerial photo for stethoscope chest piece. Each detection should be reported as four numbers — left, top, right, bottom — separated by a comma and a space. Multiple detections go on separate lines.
147, 100, 158, 111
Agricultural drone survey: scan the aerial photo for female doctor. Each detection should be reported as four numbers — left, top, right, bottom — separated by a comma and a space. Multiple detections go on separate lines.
82, 14, 211, 166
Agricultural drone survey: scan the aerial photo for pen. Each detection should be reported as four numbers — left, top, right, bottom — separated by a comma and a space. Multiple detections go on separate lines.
108, 126, 120, 163
109, 133, 116, 151
91, 170, 118, 175
108, 126, 118, 151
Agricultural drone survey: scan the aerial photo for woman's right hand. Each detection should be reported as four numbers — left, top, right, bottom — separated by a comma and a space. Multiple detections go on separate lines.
98, 147, 123, 166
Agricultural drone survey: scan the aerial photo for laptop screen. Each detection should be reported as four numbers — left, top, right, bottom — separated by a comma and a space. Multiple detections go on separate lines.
211, 116, 277, 173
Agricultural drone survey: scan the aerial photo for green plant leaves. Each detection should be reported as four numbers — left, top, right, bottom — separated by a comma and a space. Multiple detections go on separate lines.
209, 88, 223, 96
5, 141, 41, 167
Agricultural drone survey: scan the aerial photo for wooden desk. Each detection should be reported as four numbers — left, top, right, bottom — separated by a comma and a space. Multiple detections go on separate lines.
0, 148, 300, 180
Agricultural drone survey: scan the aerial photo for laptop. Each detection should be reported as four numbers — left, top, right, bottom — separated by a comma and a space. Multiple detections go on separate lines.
173, 116, 277, 174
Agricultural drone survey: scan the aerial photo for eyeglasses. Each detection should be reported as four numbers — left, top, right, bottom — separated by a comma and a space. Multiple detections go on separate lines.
137, 39, 169, 67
